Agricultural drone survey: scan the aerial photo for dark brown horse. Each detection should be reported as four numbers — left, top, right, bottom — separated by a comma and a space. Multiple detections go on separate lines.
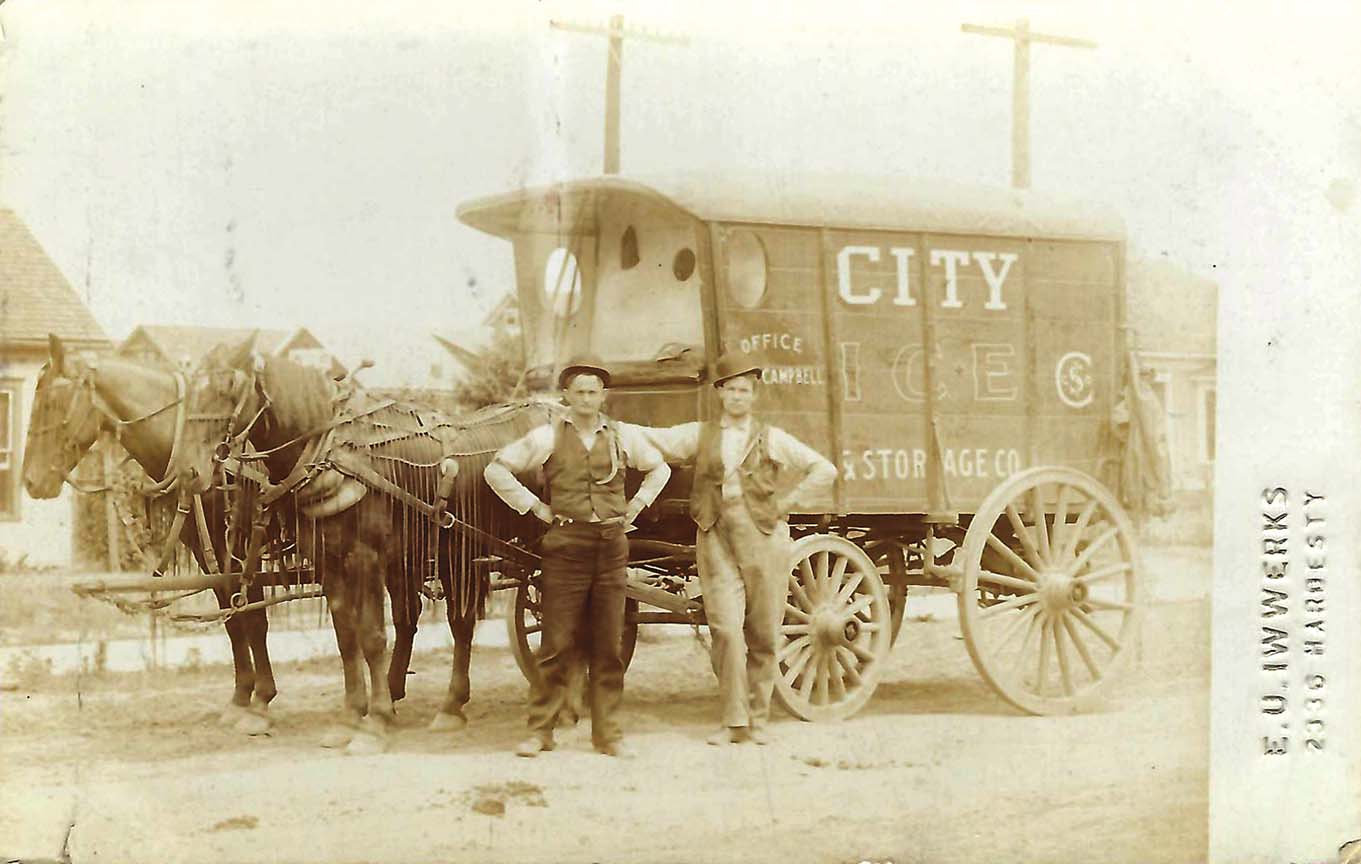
186, 337, 547, 750
21, 335, 278, 735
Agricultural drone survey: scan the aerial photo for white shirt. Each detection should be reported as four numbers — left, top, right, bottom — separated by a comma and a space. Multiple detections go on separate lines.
483, 414, 671, 520
643, 416, 838, 510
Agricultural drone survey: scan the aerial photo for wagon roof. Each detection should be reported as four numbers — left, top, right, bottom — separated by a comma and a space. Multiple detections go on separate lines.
457, 173, 1125, 241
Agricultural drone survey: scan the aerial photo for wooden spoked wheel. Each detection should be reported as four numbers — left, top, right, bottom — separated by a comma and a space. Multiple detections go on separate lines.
774, 534, 893, 722
957, 467, 1142, 715
506, 572, 639, 687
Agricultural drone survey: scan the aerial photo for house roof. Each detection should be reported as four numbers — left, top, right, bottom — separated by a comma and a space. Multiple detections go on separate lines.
0, 209, 110, 349
458, 173, 1126, 242
1125, 257, 1218, 356
118, 325, 346, 375
121, 325, 292, 365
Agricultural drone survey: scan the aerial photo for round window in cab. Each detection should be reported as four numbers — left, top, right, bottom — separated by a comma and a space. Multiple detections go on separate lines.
543, 247, 582, 317
673, 247, 696, 281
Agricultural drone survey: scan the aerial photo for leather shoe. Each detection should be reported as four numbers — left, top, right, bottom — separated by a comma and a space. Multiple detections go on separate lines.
515, 736, 555, 758
746, 725, 770, 745
706, 727, 740, 746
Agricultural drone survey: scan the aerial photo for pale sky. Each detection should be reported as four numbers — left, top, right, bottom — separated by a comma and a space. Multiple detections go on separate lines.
2, 0, 1358, 386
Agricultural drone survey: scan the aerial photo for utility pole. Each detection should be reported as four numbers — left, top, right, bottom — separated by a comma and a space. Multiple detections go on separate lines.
961, 18, 1095, 189
549, 14, 688, 175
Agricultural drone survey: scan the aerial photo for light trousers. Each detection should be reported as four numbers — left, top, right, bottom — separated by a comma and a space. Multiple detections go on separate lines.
696, 499, 792, 728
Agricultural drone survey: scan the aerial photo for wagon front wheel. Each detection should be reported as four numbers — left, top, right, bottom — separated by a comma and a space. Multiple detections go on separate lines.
773, 534, 893, 722
957, 466, 1142, 715
506, 572, 639, 688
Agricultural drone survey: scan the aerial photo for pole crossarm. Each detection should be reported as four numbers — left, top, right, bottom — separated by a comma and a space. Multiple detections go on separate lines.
547, 14, 690, 175
549, 19, 690, 47
960, 23, 1095, 50
961, 18, 1096, 189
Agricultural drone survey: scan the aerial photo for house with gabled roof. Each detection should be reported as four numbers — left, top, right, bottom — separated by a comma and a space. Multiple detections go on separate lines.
1126, 257, 1217, 494
0, 208, 111, 568
117, 324, 347, 379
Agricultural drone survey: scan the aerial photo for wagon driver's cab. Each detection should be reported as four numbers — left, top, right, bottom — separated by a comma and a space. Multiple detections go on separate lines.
457, 177, 715, 432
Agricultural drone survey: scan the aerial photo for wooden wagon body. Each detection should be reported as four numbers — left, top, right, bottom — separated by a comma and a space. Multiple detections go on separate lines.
457, 175, 1143, 719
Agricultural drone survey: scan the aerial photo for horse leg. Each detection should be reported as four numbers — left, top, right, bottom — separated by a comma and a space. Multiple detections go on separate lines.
320, 565, 368, 750
430, 571, 473, 732
215, 586, 257, 727
347, 547, 396, 755
386, 570, 421, 706
235, 585, 276, 736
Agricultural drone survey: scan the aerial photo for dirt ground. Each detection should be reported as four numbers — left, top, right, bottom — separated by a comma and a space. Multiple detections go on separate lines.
0, 550, 1209, 864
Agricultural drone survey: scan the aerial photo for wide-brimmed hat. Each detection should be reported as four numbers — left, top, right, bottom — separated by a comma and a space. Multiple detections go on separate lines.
711, 352, 762, 388
558, 353, 612, 389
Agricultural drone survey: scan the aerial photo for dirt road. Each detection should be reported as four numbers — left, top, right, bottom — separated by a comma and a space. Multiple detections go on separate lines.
1, 554, 1208, 864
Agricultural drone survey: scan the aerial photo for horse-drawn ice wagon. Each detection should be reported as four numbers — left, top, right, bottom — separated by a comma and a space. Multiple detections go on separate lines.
23, 172, 1153, 746
456, 173, 1147, 719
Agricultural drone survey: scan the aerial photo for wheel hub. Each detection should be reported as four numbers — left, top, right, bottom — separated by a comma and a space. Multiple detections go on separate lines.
1036, 569, 1079, 612
812, 609, 850, 647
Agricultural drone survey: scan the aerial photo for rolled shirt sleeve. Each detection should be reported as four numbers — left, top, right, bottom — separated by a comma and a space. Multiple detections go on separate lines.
636, 422, 702, 465
483, 425, 555, 515
767, 426, 838, 511
617, 423, 672, 516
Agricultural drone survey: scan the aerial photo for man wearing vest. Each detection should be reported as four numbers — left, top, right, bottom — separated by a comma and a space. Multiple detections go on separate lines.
647, 353, 837, 745
485, 355, 670, 758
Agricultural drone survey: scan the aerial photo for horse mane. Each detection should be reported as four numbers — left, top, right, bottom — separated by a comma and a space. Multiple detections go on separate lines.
257, 355, 336, 438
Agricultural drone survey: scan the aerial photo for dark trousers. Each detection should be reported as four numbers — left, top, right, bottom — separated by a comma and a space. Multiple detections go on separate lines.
528, 520, 629, 746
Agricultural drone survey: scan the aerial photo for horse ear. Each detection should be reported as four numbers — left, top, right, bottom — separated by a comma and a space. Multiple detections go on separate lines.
48, 333, 67, 370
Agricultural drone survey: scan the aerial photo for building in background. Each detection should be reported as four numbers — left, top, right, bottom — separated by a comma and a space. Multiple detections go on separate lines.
117, 324, 346, 379
432, 293, 524, 410
1125, 257, 1217, 497
0, 209, 112, 569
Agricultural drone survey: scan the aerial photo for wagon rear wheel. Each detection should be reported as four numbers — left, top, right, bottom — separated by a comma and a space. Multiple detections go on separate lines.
506, 572, 639, 688
957, 466, 1142, 715
774, 534, 893, 722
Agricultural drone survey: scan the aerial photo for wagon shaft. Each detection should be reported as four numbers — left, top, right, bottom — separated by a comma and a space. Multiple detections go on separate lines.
73, 572, 233, 596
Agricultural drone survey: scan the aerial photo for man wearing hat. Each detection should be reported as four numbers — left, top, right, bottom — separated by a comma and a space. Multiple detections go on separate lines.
645, 352, 837, 745
484, 354, 670, 758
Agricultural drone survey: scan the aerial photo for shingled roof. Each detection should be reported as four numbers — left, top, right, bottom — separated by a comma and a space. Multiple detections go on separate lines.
1126, 257, 1218, 356
120, 325, 293, 366
0, 209, 110, 349
118, 324, 348, 378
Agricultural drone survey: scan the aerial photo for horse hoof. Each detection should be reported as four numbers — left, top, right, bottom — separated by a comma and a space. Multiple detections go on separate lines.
320, 727, 354, 749
345, 732, 387, 756
235, 711, 273, 737
219, 704, 249, 726
429, 712, 468, 733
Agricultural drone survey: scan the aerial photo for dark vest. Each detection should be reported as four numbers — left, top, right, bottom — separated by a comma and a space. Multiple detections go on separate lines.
689, 420, 781, 534
543, 417, 626, 521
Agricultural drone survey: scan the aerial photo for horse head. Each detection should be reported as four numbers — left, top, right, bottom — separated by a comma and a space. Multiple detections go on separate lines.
22, 334, 106, 499
183, 335, 269, 489
187, 334, 337, 487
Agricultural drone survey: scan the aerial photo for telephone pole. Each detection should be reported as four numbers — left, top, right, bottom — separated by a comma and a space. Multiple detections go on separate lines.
549, 14, 688, 174
961, 18, 1095, 189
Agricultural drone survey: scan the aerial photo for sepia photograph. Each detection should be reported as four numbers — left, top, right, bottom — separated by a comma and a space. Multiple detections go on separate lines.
0, 2, 1356, 862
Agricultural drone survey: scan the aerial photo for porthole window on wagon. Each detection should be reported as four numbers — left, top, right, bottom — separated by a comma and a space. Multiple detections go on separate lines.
672, 247, 696, 282
725, 230, 768, 308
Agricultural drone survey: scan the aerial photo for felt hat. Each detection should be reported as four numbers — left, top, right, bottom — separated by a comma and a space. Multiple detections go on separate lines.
558, 353, 612, 389
711, 352, 762, 388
